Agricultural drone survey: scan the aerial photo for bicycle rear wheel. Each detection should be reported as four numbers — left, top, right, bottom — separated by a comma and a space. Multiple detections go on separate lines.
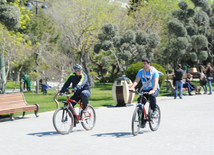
132, 106, 142, 136
81, 105, 96, 131
53, 107, 74, 135
148, 105, 161, 131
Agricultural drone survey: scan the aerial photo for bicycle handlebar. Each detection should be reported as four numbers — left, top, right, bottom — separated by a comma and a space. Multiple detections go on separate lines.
129, 90, 149, 95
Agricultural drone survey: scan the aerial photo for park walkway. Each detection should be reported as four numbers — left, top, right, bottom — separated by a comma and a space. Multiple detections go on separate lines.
0, 94, 213, 155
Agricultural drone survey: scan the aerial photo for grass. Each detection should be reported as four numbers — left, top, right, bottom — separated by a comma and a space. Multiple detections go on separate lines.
6, 80, 20, 89
1, 80, 213, 118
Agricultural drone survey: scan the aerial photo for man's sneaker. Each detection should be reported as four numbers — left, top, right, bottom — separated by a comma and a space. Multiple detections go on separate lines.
151, 109, 158, 116
82, 106, 88, 113
141, 122, 146, 128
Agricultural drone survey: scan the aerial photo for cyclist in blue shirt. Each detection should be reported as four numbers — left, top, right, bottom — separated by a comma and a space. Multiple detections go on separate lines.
129, 58, 160, 120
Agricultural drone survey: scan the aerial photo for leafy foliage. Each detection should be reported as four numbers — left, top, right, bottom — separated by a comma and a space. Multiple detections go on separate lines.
94, 23, 160, 75
0, 3, 20, 30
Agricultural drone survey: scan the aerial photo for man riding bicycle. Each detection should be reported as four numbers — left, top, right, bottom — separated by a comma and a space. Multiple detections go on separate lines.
129, 58, 160, 127
58, 64, 90, 125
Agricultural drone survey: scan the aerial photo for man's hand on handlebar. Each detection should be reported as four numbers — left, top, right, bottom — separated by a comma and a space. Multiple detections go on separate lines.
57, 90, 75, 96
148, 89, 155, 95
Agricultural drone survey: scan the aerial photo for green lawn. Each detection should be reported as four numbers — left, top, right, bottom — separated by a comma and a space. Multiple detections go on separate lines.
6, 80, 20, 89
1, 80, 213, 118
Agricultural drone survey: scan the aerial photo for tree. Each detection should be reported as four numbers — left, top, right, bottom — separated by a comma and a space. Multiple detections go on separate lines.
0, 1, 20, 30
94, 23, 160, 77
45, 0, 134, 85
163, 0, 214, 69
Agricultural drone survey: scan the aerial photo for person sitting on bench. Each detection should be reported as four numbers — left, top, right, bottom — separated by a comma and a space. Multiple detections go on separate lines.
183, 78, 194, 96
186, 73, 201, 94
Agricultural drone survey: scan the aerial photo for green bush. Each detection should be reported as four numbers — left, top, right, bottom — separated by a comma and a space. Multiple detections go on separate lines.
126, 62, 166, 89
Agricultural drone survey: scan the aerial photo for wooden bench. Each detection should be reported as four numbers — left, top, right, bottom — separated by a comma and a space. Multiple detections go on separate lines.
0, 93, 39, 120
166, 80, 188, 96
166, 80, 202, 96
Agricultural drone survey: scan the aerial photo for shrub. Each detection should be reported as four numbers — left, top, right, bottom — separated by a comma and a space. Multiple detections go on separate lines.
126, 62, 166, 89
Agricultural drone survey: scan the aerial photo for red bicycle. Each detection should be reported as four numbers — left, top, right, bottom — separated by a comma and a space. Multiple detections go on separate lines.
53, 92, 96, 135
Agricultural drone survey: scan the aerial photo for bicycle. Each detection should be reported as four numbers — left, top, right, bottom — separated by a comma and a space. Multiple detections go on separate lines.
52, 91, 96, 135
130, 90, 161, 136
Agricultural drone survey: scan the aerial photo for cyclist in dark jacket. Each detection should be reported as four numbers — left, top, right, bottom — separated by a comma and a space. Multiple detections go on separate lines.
59, 64, 90, 111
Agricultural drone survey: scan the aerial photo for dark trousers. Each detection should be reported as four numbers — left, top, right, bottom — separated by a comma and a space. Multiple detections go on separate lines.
183, 82, 194, 95
23, 81, 28, 90
141, 89, 160, 111
70, 90, 91, 110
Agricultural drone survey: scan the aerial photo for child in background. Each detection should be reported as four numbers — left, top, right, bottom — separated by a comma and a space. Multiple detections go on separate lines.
41, 81, 51, 95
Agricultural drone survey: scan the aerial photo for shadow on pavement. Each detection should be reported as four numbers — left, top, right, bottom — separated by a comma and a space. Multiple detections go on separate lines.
28, 130, 83, 137
102, 104, 134, 108
0, 116, 32, 122
92, 131, 148, 138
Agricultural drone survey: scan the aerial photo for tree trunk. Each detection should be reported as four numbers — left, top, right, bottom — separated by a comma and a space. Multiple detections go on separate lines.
109, 64, 119, 83
20, 72, 23, 93
35, 54, 39, 94
82, 52, 92, 86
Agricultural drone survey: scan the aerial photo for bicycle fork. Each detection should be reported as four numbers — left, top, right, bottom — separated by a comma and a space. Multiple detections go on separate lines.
137, 103, 148, 121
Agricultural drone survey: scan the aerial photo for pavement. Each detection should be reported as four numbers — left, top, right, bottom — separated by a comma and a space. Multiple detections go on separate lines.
0, 93, 214, 155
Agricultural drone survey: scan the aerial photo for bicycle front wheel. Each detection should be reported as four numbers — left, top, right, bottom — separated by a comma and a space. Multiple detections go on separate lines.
81, 104, 96, 131
53, 107, 74, 135
148, 105, 161, 131
132, 106, 142, 136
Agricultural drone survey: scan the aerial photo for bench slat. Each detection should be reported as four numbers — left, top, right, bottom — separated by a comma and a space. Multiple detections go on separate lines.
0, 100, 27, 106
0, 105, 37, 115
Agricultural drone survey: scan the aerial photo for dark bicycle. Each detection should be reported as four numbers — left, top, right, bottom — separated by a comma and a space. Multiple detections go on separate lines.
130, 90, 161, 136
53, 91, 96, 135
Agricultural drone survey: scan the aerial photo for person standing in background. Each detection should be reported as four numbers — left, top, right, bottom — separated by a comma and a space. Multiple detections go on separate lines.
199, 65, 207, 94
206, 62, 213, 95
23, 72, 28, 90
174, 64, 184, 99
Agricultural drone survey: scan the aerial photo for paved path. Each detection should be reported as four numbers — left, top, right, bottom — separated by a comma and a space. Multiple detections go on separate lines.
0, 94, 214, 155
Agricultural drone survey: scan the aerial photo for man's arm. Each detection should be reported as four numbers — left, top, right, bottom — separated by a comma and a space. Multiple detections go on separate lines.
60, 74, 73, 93
149, 72, 159, 95
153, 77, 159, 90
129, 76, 141, 90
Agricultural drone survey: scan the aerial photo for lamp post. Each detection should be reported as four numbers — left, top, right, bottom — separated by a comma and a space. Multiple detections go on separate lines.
24, 0, 48, 94
0, 35, 5, 94
25, 0, 48, 15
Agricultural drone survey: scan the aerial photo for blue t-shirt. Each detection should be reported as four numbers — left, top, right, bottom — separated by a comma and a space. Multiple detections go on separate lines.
137, 69, 160, 90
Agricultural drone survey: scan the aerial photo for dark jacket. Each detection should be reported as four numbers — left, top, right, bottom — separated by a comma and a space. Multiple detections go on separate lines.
60, 72, 90, 94
206, 67, 213, 78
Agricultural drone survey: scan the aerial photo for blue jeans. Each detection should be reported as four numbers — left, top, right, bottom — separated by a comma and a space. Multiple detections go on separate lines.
207, 79, 212, 94
174, 80, 183, 98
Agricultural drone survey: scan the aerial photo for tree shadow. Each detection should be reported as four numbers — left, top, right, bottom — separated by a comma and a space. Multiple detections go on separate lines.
92, 131, 148, 138
27, 130, 83, 137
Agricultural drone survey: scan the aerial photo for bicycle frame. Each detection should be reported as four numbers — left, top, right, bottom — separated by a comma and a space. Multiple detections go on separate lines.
136, 100, 148, 120
65, 95, 91, 121
131, 90, 150, 121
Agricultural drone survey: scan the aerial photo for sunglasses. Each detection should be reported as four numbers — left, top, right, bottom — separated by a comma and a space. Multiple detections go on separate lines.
76, 70, 82, 72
